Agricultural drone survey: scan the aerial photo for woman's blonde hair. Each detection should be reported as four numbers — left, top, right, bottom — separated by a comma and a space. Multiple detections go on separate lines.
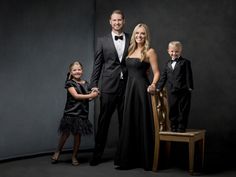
128, 23, 150, 61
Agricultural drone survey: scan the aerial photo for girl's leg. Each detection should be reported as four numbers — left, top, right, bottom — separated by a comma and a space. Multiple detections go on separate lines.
71, 133, 81, 166
52, 132, 70, 162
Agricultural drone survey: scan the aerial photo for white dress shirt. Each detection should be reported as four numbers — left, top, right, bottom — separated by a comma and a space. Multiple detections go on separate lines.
111, 31, 126, 62
171, 60, 177, 69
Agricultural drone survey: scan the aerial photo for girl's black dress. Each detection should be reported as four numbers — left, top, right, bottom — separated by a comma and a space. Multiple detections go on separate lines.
114, 58, 154, 171
58, 80, 93, 135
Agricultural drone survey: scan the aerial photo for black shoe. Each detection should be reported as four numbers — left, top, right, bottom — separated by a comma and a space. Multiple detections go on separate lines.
51, 157, 58, 164
177, 124, 186, 132
177, 128, 186, 133
51, 152, 60, 164
171, 128, 177, 132
89, 157, 101, 166
171, 123, 177, 132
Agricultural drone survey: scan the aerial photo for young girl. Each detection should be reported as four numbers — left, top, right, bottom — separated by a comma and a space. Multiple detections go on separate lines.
51, 61, 99, 166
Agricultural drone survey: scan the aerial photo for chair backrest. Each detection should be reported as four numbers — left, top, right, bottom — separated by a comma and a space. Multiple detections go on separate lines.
151, 89, 170, 132
151, 89, 170, 171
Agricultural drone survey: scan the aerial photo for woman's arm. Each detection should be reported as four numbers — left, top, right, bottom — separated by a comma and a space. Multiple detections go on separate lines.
147, 48, 160, 93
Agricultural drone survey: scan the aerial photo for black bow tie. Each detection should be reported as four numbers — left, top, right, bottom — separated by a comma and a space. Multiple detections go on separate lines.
170, 58, 178, 63
115, 35, 123, 40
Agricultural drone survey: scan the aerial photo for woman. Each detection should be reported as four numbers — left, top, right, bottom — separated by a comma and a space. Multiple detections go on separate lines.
114, 23, 160, 171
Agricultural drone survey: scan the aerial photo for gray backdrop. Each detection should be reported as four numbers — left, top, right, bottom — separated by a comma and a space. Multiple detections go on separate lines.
0, 0, 95, 160
0, 0, 236, 170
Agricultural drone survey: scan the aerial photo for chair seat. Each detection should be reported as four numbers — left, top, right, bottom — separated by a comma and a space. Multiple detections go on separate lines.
159, 129, 205, 142
160, 129, 205, 136
157, 129, 205, 175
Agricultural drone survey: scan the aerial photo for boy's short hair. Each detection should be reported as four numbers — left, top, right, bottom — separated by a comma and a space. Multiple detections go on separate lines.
168, 41, 183, 49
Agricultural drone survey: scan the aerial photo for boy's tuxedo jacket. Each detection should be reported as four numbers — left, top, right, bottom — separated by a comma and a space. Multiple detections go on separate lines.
157, 56, 194, 93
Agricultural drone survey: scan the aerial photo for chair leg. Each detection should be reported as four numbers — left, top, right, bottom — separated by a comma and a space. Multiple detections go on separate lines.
199, 137, 205, 170
152, 136, 160, 171
164, 141, 171, 167
189, 141, 195, 175
196, 136, 205, 172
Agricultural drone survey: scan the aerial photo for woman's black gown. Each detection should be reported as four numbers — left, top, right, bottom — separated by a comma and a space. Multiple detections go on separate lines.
114, 58, 154, 170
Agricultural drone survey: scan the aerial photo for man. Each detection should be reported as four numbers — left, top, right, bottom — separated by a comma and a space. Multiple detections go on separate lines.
89, 10, 130, 166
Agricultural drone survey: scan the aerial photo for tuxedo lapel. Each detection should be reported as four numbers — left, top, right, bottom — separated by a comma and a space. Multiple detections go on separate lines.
173, 57, 182, 70
120, 33, 129, 63
107, 34, 119, 60
168, 61, 173, 70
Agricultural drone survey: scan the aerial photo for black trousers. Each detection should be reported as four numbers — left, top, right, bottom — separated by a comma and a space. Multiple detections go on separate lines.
168, 90, 191, 129
92, 80, 125, 159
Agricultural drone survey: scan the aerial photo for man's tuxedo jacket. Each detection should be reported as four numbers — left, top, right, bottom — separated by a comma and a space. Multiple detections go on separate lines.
90, 33, 130, 93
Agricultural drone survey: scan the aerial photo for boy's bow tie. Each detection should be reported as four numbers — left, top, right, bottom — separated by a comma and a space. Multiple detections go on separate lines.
171, 58, 178, 63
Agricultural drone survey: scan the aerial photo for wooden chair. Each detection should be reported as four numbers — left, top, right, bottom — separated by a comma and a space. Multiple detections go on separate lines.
151, 90, 206, 175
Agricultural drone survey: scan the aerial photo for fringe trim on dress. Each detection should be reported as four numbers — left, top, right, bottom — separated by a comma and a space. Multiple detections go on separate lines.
58, 116, 93, 135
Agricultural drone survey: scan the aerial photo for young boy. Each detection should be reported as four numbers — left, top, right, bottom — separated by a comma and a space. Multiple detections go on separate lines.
157, 41, 194, 132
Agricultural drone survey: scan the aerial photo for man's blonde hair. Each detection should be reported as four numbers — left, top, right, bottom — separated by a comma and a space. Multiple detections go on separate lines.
110, 9, 125, 19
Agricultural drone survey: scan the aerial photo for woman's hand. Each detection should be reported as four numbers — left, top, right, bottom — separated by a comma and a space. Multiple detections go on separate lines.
147, 83, 156, 94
